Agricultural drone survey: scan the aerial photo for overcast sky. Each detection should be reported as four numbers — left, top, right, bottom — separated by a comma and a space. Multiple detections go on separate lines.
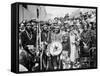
44, 6, 95, 19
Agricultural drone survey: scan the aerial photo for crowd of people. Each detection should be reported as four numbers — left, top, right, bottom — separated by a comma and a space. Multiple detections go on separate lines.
19, 10, 96, 72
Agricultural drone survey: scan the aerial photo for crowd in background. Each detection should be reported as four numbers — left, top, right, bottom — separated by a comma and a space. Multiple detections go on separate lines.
19, 10, 96, 37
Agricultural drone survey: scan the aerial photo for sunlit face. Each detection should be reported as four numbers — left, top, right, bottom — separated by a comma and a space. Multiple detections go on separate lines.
33, 26, 37, 31
63, 36, 68, 42
43, 25, 48, 30
54, 28, 59, 33
20, 23, 24, 30
31, 23, 37, 31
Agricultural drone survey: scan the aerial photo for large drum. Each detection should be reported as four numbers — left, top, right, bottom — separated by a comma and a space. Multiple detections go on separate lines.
46, 41, 62, 56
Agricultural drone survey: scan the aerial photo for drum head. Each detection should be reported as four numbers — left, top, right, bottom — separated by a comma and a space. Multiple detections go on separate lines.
49, 41, 62, 56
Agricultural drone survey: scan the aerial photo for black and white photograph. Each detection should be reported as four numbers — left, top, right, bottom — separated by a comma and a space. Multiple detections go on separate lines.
18, 3, 97, 72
